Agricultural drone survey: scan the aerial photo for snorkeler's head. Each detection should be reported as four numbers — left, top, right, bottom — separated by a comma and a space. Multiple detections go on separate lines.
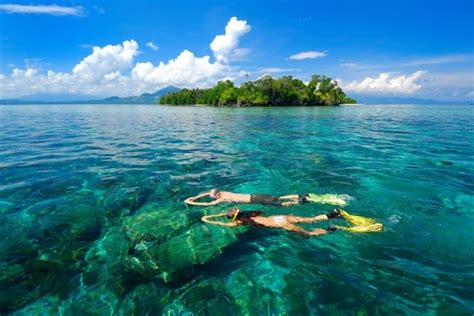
226, 208, 263, 222
226, 208, 240, 221
209, 189, 220, 199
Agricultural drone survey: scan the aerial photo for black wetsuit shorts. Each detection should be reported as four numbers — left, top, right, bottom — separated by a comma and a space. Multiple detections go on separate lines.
250, 194, 283, 206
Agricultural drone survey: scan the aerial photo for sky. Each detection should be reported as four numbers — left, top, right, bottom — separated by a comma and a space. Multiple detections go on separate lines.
0, 0, 473, 100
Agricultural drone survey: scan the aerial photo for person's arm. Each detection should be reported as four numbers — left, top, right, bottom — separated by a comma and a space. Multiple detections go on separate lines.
184, 192, 219, 206
186, 199, 221, 206
201, 213, 238, 227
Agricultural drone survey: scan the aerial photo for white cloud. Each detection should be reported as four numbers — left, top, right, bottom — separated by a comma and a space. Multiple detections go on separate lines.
257, 67, 299, 74
467, 91, 474, 98
422, 71, 474, 88
343, 71, 427, 94
401, 54, 473, 67
338, 54, 473, 70
210, 17, 251, 63
146, 42, 159, 51
0, 4, 84, 16
131, 50, 235, 89
340, 62, 359, 68
73, 40, 139, 81
289, 51, 326, 60
0, 17, 251, 98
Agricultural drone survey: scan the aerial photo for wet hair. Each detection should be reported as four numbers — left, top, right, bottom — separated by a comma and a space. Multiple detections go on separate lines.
209, 189, 220, 199
226, 208, 263, 226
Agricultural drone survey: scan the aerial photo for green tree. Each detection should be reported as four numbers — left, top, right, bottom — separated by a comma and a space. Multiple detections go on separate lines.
159, 74, 355, 106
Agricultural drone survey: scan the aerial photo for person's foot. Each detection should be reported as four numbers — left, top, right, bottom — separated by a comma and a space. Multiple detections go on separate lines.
326, 208, 342, 219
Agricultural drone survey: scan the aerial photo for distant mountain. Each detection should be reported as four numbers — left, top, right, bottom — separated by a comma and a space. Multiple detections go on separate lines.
86, 86, 181, 104
3, 88, 471, 106
18, 93, 100, 102
0, 86, 181, 105
350, 94, 471, 105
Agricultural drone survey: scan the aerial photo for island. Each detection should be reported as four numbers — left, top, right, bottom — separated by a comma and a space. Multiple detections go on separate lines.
159, 74, 357, 106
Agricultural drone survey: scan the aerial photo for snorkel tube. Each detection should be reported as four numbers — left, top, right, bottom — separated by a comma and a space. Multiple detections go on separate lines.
231, 208, 240, 221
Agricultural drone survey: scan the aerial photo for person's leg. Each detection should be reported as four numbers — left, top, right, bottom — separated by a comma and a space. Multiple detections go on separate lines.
287, 214, 328, 223
281, 201, 299, 207
282, 223, 330, 237
280, 194, 310, 207
279, 194, 299, 200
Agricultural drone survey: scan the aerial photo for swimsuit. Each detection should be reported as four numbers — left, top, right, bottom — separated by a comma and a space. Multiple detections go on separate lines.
250, 194, 309, 206
250, 194, 283, 206
272, 215, 287, 226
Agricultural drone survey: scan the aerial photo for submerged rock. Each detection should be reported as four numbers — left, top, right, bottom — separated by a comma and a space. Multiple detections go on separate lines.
119, 283, 170, 315
123, 204, 189, 243
224, 260, 289, 315
122, 205, 240, 282
11, 295, 61, 316
174, 277, 239, 315
0, 193, 104, 313
101, 186, 153, 218
60, 286, 118, 316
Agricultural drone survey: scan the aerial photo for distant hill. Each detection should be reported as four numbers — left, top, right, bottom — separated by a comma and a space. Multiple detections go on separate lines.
17, 93, 100, 102
350, 94, 471, 105
2, 88, 471, 106
87, 86, 181, 104
0, 86, 181, 105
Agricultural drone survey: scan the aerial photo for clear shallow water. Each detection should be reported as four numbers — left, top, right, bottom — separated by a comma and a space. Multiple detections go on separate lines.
0, 104, 473, 314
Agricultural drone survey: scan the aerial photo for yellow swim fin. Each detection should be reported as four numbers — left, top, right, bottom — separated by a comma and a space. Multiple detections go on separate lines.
333, 209, 384, 233
307, 193, 347, 206
335, 223, 384, 233
339, 209, 377, 226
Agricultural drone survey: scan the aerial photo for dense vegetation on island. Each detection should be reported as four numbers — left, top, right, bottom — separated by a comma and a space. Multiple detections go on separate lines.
159, 75, 356, 106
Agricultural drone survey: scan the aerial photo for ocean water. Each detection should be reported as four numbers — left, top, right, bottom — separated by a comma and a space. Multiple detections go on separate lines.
0, 104, 473, 315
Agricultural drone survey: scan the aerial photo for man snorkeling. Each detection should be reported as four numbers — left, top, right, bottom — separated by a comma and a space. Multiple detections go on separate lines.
185, 188, 348, 207
201, 208, 383, 237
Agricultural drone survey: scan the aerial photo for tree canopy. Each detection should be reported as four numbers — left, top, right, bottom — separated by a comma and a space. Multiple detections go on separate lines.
159, 75, 356, 106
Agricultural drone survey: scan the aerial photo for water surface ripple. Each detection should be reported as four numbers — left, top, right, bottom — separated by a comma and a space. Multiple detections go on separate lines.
0, 104, 473, 314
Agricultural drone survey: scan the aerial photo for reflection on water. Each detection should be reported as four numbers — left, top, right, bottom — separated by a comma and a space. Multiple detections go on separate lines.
0, 104, 473, 314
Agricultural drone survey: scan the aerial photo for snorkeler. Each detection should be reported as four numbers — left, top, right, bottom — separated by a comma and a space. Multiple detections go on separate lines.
185, 189, 348, 207
201, 208, 343, 237
201, 208, 384, 236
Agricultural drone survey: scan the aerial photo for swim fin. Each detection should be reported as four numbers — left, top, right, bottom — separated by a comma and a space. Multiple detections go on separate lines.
335, 223, 384, 233
338, 209, 377, 226
306, 193, 348, 206
335, 209, 384, 233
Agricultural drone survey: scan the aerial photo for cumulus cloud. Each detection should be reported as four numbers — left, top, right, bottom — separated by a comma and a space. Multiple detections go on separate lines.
0, 17, 251, 98
73, 40, 139, 81
0, 4, 84, 16
131, 50, 233, 89
146, 42, 159, 50
210, 17, 251, 63
343, 71, 427, 94
289, 51, 326, 60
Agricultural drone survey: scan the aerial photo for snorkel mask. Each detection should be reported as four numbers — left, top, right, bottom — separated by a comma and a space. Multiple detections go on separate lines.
209, 189, 219, 199
227, 208, 240, 221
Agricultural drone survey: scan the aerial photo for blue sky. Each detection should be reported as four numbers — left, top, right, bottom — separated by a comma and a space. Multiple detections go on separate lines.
0, 0, 473, 100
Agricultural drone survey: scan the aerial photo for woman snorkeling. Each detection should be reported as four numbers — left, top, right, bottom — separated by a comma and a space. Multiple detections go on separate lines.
202, 208, 343, 237
201, 208, 383, 237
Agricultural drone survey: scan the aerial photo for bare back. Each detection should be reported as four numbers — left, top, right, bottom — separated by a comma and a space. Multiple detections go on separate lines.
219, 191, 251, 203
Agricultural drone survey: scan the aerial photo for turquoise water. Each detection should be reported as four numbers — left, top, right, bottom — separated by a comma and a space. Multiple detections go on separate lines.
0, 104, 473, 314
